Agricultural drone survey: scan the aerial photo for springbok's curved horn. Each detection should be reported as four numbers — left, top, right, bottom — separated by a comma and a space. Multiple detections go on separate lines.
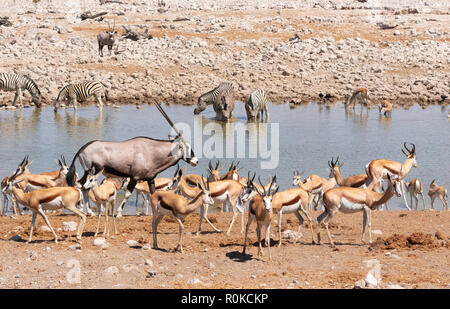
401, 148, 408, 157
61, 155, 67, 166
328, 160, 332, 168
228, 161, 235, 171
268, 175, 276, 195
430, 179, 436, 186
258, 176, 266, 196
215, 160, 220, 170
153, 100, 182, 137
411, 143, 415, 154
234, 161, 240, 170
403, 142, 412, 154
208, 160, 213, 171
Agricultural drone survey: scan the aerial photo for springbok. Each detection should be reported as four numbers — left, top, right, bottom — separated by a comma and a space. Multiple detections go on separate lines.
150, 178, 214, 253
2, 159, 86, 243
66, 102, 198, 218
84, 170, 119, 237
242, 176, 278, 261
428, 179, 448, 211
206, 160, 224, 182
292, 171, 328, 210
379, 100, 392, 117
405, 179, 426, 210
365, 142, 417, 211
173, 175, 222, 235
316, 174, 402, 247
126, 164, 184, 216
328, 157, 368, 188
345, 88, 370, 111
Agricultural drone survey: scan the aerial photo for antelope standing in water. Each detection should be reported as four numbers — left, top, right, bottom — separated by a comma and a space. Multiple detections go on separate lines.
316, 174, 402, 247
428, 179, 448, 211
345, 88, 370, 111
405, 179, 426, 210
379, 100, 392, 117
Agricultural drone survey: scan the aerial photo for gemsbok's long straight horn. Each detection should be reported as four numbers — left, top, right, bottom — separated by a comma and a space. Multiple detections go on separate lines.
153, 100, 182, 137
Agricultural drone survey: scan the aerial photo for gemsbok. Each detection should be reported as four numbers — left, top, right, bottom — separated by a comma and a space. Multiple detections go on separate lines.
242, 176, 278, 261
316, 174, 402, 247
66, 102, 198, 218
428, 179, 448, 211
405, 178, 426, 210
150, 178, 214, 253
365, 142, 417, 211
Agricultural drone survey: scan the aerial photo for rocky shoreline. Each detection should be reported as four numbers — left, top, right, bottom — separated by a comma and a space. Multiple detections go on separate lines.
0, 0, 449, 109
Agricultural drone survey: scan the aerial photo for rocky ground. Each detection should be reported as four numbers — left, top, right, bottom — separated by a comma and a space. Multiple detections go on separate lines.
0, 209, 448, 289
0, 0, 449, 109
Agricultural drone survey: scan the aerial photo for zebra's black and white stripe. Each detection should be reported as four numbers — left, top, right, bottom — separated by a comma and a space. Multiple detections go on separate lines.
0, 73, 41, 107
54, 81, 109, 111
194, 82, 235, 121
245, 88, 269, 122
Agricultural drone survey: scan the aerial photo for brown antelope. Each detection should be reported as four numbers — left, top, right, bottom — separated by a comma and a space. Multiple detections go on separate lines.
316, 174, 402, 247
181, 174, 207, 187
150, 178, 214, 253
379, 100, 392, 117
242, 176, 278, 261
405, 178, 426, 210
365, 142, 417, 211
428, 179, 448, 210
328, 157, 368, 188
345, 88, 370, 111
206, 160, 224, 182
2, 160, 86, 243
174, 175, 244, 235
220, 161, 243, 181
272, 185, 316, 247
129, 165, 185, 216
293, 171, 330, 210
84, 170, 119, 237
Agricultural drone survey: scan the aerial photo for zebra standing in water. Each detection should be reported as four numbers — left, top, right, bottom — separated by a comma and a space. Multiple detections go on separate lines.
245, 88, 269, 122
194, 82, 235, 121
54, 81, 109, 112
0, 73, 41, 108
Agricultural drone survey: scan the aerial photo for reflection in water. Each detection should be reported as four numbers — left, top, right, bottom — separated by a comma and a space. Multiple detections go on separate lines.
0, 103, 449, 212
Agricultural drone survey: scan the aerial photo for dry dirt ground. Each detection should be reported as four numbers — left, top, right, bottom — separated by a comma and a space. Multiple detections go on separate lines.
0, 209, 448, 289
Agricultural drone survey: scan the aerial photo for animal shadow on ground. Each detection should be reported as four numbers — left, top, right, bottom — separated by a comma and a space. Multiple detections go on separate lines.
226, 251, 252, 263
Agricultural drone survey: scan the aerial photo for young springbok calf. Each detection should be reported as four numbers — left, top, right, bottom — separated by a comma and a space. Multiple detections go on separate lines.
316, 174, 402, 247
405, 178, 426, 210
150, 178, 214, 253
428, 179, 448, 210
84, 170, 119, 237
242, 176, 278, 261
2, 170, 86, 243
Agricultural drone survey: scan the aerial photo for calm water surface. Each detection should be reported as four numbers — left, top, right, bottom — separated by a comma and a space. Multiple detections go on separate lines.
0, 102, 449, 212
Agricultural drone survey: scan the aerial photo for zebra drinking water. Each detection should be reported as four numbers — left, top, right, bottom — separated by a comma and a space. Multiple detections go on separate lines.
54, 81, 109, 112
194, 82, 235, 121
245, 89, 269, 122
0, 73, 41, 108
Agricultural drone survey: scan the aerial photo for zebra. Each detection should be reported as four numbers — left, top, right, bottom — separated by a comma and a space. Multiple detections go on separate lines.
54, 81, 109, 112
194, 82, 235, 121
245, 89, 269, 122
0, 73, 41, 108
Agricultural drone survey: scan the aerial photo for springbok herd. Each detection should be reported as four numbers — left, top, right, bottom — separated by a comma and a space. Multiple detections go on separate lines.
1, 141, 447, 261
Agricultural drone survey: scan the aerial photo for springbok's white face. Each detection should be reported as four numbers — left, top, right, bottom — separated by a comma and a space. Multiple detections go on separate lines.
411, 155, 418, 168
82, 173, 97, 190
202, 188, 214, 205
292, 175, 302, 186
262, 195, 273, 211
3, 178, 24, 194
